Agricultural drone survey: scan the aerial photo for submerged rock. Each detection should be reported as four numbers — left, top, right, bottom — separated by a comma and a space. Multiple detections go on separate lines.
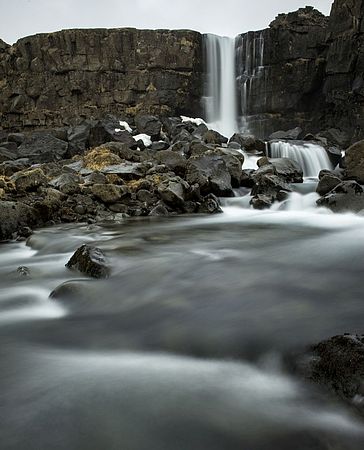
66, 244, 110, 278
292, 334, 364, 415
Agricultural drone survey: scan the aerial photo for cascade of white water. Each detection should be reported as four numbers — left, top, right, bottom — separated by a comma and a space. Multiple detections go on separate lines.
236, 31, 265, 131
203, 34, 237, 138
269, 141, 332, 177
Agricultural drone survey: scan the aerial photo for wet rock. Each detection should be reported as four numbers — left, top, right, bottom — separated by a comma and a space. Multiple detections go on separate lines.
17, 131, 68, 163
0, 201, 37, 241
250, 194, 273, 210
67, 123, 91, 157
157, 177, 189, 207
7, 133, 25, 146
251, 166, 291, 200
203, 129, 228, 145
220, 154, 242, 188
293, 334, 364, 414
317, 180, 364, 213
197, 194, 222, 214
16, 266, 30, 277
0, 159, 29, 177
240, 169, 255, 188
66, 244, 110, 278
0, 147, 17, 163
100, 142, 142, 162
101, 162, 146, 181
89, 118, 136, 149
269, 128, 303, 141
11, 168, 47, 191
149, 201, 170, 216
150, 141, 169, 151
345, 140, 364, 183
186, 153, 234, 197
229, 133, 266, 153
317, 129, 350, 149
265, 157, 303, 183
50, 280, 94, 301
137, 189, 158, 205
50, 173, 82, 195
316, 174, 342, 196
91, 184, 129, 204
135, 115, 162, 140
83, 172, 107, 185
326, 146, 342, 167
155, 150, 187, 176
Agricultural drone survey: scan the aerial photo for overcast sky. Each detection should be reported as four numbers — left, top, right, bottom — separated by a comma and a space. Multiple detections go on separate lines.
1, 0, 333, 44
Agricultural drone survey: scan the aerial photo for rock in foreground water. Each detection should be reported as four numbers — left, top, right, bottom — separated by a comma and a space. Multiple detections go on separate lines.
66, 245, 110, 278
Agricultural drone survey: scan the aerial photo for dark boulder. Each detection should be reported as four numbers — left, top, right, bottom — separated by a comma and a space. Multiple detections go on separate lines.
265, 157, 303, 183
50, 173, 82, 195
316, 174, 342, 196
317, 180, 364, 213
250, 194, 273, 210
186, 153, 234, 197
292, 334, 364, 414
203, 129, 228, 145
0, 201, 37, 241
89, 119, 136, 149
17, 131, 69, 163
0, 147, 17, 163
7, 133, 25, 146
67, 123, 91, 157
155, 150, 187, 176
11, 168, 47, 192
135, 115, 162, 140
326, 146, 342, 167
229, 133, 266, 153
66, 244, 110, 278
197, 194, 222, 214
269, 128, 303, 141
157, 177, 189, 208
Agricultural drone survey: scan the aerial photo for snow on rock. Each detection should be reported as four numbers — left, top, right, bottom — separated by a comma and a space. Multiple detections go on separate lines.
180, 116, 207, 127
133, 134, 152, 147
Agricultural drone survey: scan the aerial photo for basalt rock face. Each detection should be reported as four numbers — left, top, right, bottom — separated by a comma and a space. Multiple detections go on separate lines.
240, 1, 364, 143
0, 28, 203, 131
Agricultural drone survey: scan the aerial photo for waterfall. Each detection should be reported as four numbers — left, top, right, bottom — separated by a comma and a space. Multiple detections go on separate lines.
269, 141, 332, 177
236, 31, 266, 131
203, 34, 237, 138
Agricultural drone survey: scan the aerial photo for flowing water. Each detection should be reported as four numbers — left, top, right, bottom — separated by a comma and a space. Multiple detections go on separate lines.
203, 34, 237, 137
1, 30, 361, 450
269, 141, 333, 177
1, 191, 364, 449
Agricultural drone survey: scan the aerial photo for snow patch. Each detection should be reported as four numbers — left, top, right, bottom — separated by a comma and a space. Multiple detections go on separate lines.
119, 121, 133, 133
134, 134, 152, 147
180, 116, 207, 127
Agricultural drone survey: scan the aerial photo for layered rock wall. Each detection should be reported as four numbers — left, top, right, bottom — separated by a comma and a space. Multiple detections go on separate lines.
242, 0, 364, 143
0, 28, 203, 131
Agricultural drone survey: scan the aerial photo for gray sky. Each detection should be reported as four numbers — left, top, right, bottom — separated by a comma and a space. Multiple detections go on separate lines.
1, 0, 333, 44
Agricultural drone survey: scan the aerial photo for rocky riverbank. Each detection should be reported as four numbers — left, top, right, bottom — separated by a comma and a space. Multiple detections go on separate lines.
2, 115, 364, 241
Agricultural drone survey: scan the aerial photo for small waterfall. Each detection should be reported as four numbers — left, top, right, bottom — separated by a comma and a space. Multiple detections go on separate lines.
236, 31, 266, 131
269, 141, 332, 177
203, 34, 237, 138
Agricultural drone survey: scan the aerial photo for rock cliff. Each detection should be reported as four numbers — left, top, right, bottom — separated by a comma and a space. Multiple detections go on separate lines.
242, 0, 364, 142
0, 28, 203, 131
